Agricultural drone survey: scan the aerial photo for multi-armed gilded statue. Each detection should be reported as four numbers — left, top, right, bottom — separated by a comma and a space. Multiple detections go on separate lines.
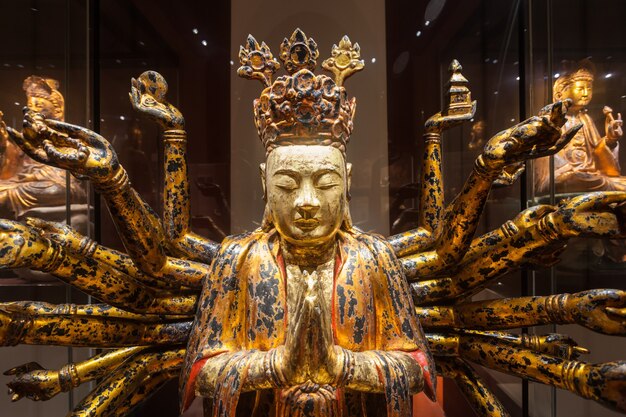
0, 29, 625, 417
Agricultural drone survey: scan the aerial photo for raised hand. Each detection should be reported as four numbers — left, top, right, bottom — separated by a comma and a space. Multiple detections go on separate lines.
15, 110, 119, 183
482, 100, 581, 172
544, 192, 626, 239
4, 362, 62, 402
604, 107, 623, 142
565, 289, 626, 335
129, 71, 184, 130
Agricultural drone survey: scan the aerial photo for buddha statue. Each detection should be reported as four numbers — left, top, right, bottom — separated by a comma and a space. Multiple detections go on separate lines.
0, 76, 85, 219
0, 30, 625, 417
535, 62, 625, 194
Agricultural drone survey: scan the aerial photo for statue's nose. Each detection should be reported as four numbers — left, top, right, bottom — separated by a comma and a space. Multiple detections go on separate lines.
296, 204, 319, 219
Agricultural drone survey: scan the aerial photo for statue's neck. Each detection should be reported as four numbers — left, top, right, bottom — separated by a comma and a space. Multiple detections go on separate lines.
568, 105, 586, 116
280, 237, 337, 270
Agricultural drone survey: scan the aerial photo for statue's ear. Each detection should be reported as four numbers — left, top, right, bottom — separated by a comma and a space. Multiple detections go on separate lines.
259, 163, 267, 201
346, 162, 352, 201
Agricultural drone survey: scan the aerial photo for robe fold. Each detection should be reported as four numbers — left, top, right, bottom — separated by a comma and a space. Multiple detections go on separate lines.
181, 227, 435, 416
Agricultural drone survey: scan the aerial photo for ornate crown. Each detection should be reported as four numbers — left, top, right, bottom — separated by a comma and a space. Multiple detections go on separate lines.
238, 29, 364, 154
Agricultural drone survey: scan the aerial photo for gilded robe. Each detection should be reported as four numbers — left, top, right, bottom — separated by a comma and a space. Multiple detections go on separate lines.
181, 227, 435, 416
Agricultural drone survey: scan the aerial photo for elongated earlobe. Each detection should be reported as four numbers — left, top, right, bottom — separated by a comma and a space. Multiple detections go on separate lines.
260, 163, 267, 201
342, 205, 353, 230
261, 206, 274, 231
346, 162, 353, 201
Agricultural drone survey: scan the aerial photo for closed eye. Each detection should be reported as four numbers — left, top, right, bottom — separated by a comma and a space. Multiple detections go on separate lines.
273, 174, 299, 190
316, 172, 341, 189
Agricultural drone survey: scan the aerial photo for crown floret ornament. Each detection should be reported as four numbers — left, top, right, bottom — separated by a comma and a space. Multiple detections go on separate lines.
322, 36, 365, 86
238, 29, 363, 155
237, 35, 281, 87
279, 28, 319, 74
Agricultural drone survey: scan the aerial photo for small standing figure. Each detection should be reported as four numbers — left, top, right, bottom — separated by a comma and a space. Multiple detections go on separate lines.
535, 62, 625, 194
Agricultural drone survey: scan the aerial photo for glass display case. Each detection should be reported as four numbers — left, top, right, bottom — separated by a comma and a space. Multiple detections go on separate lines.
526, 1, 626, 417
0, 2, 92, 416
0, 1, 623, 416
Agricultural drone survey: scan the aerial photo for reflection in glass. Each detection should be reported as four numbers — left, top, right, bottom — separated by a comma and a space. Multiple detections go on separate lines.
535, 61, 625, 195
0, 76, 86, 221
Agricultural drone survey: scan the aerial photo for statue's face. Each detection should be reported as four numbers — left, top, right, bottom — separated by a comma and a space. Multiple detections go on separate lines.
27, 97, 56, 120
263, 145, 349, 247
564, 79, 593, 107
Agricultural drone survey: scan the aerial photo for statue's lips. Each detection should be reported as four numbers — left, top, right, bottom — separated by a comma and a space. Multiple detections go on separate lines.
294, 219, 320, 231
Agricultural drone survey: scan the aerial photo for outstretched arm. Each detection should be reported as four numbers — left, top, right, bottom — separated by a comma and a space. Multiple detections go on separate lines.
397, 100, 580, 279
416, 288, 626, 336
427, 331, 588, 360
0, 219, 197, 315
5, 346, 146, 402
404, 204, 560, 281
410, 192, 626, 303
129, 71, 219, 263
455, 333, 626, 413
26, 217, 207, 290
0, 306, 191, 347
66, 348, 184, 417
433, 101, 580, 268
10, 111, 209, 288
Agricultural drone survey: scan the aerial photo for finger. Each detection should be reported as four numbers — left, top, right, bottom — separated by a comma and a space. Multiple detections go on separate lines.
3, 361, 42, 375
534, 123, 583, 159
129, 82, 141, 108
5, 127, 25, 146
43, 139, 90, 165
7, 126, 49, 163
606, 307, 626, 318
8, 389, 23, 402
43, 119, 105, 148
549, 100, 568, 127
6, 127, 34, 153
129, 91, 138, 110
43, 128, 81, 149
4, 366, 21, 376
25, 217, 61, 233
573, 345, 591, 356
495, 164, 525, 186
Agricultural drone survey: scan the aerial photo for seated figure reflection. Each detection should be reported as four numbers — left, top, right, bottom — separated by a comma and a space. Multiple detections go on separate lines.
535, 63, 624, 194
0, 76, 85, 219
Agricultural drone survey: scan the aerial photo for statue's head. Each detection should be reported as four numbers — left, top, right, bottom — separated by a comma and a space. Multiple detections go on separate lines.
23, 76, 65, 121
238, 29, 364, 245
553, 62, 595, 109
261, 145, 351, 246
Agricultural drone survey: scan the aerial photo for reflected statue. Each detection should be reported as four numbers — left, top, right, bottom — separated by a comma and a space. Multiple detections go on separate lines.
0, 30, 625, 417
536, 62, 625, 194
0, 76, 85, 219
468, 119, 486, 151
